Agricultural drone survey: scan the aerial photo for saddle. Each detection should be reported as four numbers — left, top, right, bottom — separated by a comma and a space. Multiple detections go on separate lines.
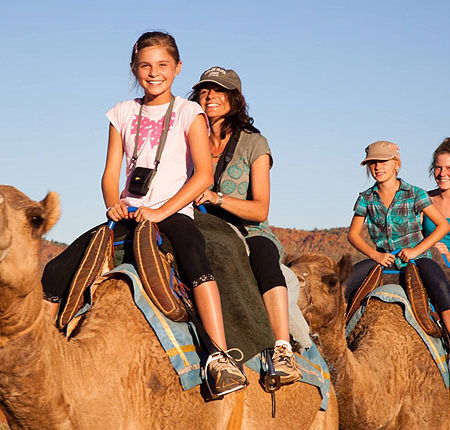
345, 262, 442, 338
58, 220, 192, 330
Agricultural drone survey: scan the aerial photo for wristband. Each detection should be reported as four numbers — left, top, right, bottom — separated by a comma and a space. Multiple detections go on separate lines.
217, 192, 224, 207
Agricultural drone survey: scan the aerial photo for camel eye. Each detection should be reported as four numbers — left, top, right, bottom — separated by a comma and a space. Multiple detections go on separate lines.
31, 215, 44, 228
322, 274, 338, 288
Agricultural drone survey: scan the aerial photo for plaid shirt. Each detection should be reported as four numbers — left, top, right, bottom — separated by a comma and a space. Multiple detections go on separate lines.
353, 178, 431, 268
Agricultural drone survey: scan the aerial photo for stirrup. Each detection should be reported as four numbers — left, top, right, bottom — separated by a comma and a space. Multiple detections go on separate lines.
204, 349, 248, 398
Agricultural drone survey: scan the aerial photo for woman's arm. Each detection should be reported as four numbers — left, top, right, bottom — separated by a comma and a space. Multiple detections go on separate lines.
347, 214, 396, 267
101, 123, 129, 221
399, 203, 450, 261
133, 114, 213, 223
195, 153, 271, 222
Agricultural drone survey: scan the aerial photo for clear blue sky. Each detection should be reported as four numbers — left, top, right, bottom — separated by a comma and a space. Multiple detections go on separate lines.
1, 1, 449, 243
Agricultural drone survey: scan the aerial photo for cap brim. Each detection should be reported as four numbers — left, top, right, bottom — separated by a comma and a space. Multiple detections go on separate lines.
360, 155, 396, 166
192, 78, 236, 91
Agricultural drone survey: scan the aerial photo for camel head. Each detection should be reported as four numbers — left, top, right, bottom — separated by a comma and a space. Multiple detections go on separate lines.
286, 253, 352, 333
0, 185, 60, 300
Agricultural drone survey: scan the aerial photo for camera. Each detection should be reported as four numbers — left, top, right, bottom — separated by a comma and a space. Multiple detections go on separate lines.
128, 167, 154, 196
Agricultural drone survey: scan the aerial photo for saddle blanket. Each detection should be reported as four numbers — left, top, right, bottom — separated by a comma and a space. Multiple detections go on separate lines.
74, 263, 331, 410
345, 284, 449, 388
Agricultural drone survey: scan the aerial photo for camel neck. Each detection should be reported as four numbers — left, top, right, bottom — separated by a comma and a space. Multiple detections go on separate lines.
0, 302, 44, 347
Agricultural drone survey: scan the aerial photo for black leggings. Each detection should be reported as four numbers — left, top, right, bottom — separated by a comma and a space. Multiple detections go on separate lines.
42, 213, 213, 302
246, 236, 286, 295
344, 257, 450, 312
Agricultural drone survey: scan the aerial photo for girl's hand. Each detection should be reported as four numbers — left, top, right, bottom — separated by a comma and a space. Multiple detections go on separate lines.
132, 207, 167, 223
373, 251, 396, 267
106, 202, 129, 221
434, 242, 450, 258
195, 189, 220, 206
398, 248, 419, 262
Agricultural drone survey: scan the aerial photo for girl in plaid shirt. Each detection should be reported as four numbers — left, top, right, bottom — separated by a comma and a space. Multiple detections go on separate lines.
345, 141, 450, 335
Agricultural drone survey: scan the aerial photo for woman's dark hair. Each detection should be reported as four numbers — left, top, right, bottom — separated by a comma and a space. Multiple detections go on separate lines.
430, 137, 450, 176
189, 86, 260, 139
130, 31, 180, 72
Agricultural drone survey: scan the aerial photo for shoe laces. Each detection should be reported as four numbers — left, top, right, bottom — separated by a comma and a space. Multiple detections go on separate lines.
273, 345, 293, 363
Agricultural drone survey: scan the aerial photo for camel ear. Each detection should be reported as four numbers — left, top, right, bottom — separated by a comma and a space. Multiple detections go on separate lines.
337, 254, 353, 284
40, 191, 60, 234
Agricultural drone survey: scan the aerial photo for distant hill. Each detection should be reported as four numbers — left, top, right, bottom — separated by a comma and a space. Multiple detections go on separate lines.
40, 225, 370, 272
40, 240, 67, 273
271, 225, 370, 263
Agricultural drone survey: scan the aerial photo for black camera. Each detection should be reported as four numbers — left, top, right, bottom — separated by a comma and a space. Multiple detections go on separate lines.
128, 167, 154, 196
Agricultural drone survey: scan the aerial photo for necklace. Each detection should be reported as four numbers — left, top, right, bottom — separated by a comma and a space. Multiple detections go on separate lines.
211, 152, 223, 159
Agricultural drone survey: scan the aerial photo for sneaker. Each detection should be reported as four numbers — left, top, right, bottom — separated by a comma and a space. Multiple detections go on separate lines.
206, 352, 247, 397
272, 345, 301, 384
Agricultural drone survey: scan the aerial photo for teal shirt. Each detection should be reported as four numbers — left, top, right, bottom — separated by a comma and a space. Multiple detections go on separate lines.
423, 213, 450, 248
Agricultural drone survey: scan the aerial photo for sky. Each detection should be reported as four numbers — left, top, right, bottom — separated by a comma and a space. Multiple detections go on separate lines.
1, 1, 449, 244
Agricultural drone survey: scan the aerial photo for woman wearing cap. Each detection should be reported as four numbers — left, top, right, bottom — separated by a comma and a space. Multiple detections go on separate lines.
190, 66, 301, 385
344, 140, 450, 335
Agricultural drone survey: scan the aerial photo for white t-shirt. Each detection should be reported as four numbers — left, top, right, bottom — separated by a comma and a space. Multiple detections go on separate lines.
106, 96, 207, 218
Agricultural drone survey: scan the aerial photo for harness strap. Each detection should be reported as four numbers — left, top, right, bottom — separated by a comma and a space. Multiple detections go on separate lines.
212, 128, 241, 192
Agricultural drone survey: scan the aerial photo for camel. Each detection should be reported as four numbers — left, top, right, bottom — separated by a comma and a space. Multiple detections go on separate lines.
288, 252, 450, 430
0, 185, 338, 430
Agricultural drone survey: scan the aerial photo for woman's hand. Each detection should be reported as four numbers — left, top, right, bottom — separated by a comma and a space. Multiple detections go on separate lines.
373, 251, 396, 267
106, 202, 129, 222
131, 207, 167, 223
434, 242, 450, 258
195, 189, 220, 206
398, 248, 419, 262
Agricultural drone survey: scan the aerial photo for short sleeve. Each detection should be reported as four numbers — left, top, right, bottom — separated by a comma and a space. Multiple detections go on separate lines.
353, 194, 368, 217
414, 187, 432, 213
183, 101, 210, 137
105, 100, 130, 133
248, 133, 273, 167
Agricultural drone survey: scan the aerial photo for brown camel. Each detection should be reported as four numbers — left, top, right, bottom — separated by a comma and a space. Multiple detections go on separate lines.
0, 185, 338, 430
288, 252, 450, 430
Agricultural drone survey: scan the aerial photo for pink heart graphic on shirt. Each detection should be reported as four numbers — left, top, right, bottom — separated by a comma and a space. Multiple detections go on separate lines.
131, 112, 176, 150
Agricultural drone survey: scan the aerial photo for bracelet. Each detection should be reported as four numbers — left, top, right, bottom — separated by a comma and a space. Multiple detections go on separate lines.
216, 192, 224, 207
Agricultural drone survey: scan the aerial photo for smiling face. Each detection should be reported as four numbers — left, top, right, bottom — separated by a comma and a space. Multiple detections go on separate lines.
434, 153, 450, 192
367, 158, 400, 184
198, 84, 231, 121
133, 46, 181, 105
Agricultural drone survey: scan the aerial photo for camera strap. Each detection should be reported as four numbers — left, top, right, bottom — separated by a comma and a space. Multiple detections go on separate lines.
212, 127, 241, 192
130, 95, 175, 171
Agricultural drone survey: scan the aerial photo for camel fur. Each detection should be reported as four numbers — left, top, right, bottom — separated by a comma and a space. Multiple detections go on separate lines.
0, 186, 338, 430
288, 252, 450, 430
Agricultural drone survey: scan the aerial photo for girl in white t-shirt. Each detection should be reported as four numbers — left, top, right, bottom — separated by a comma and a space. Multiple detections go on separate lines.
101, 31, 246, 396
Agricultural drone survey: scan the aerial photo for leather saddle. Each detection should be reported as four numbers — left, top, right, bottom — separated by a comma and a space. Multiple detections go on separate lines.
345, 262, 442, 338
58, 220, 192, 331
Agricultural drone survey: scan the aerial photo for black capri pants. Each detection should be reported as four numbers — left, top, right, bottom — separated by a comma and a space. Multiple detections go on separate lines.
245, 236, 286, 295
344, 257, 450, 313
42, 213, 214, 302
